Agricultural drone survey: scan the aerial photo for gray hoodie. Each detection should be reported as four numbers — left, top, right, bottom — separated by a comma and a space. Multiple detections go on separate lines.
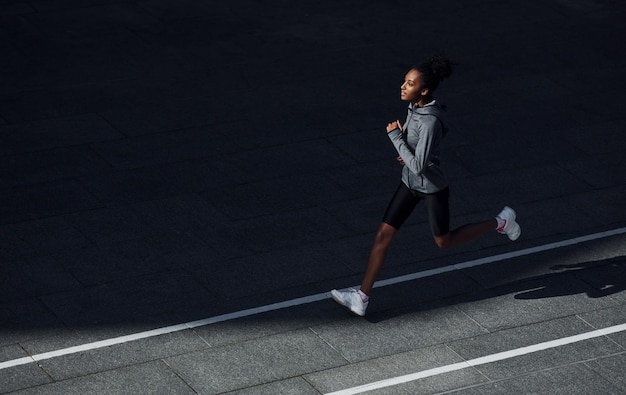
387, 100, 448, 194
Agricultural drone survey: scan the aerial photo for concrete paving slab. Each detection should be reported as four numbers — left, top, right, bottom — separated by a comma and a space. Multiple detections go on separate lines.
39, 270, 217, 328
224, 377, 319, 395
203, 173, 352, 220
189, 206, 353, 257
312, 304, 486, 363
165, 328, 347, 394
446, 363, 623, 395
453, 271, 618, 332
8, 360, 195, 395
0, 114, 122, 154
192, 302, 346, 349
0, 180, 103, 224
6, 216, 92, 257
1, 147, 113, 189
2, 256, 80, 304
0, 363, 52, 394
131, 193, 229, 233
585, 353, 626, 393
579, 304, 626, 348
571, 186, 626, 229
63, 205, 157, 246
447, 316, 620, 379
307, 343, 488, 394
0, 297, 66, 347
33, 330, 206, 382
187, 241, 355, 302
90, 127, 235, 170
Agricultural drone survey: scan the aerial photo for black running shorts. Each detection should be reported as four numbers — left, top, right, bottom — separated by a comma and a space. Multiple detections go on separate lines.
382, 182, 450, 236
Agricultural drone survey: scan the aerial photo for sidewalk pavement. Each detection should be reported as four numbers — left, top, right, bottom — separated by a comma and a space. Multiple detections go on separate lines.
1, 0, 626, 393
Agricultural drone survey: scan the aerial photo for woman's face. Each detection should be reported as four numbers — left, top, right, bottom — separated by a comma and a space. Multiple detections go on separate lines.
400, 69, 427, 103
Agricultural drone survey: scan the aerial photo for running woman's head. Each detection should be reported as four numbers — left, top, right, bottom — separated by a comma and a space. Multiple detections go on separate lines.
401, 54, 454, 106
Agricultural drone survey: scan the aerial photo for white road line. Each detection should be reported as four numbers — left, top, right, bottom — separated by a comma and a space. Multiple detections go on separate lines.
325, 323, 626, 395
1, 227, 625, 371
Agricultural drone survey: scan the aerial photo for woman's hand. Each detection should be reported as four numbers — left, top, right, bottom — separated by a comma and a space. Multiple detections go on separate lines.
386, 120, 402, 133
396, 156, 405, 166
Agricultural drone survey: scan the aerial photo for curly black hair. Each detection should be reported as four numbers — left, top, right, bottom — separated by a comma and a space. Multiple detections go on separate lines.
413, 53, 454, 93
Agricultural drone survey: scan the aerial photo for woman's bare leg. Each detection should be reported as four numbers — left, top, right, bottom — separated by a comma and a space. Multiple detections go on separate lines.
360, 222, 398, 295
434, 219, 498, 249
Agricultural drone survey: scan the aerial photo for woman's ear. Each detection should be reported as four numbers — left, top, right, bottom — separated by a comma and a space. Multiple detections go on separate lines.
420, 87, 430, 97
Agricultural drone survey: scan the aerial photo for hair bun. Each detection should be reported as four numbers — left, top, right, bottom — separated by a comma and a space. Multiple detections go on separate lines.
426, 54, 453, 81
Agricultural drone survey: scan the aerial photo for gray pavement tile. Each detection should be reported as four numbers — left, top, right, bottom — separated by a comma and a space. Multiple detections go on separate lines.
446, 316, 620, 379
190, 206, 353, 257
97, 97, 231, 137
323, 193, 398, 236
472, 340, 623, 384
583, 234, 626, 263
8, 216, 92, 257
193, 302, 346, 350
312, 305, 486, 363
9, 360, 195, 395
361, 271, 483, 322
572, 185, 626, 230
77, 165, 183, 205
0, 180, 103, 224
0, 363, 52, 394
447, 130, 585, 178
562, 118, 626, 156
35, 330, 207, 382
2, 32, 148, 96
510, 197, 602, 242
578, 304, 626, 348
0, 343, 29, 363
585, 353, 626, 393
0, 85, 131, 125
0, 3, 35, 16
224, 377, 319, 395
305, 344, 487, 395
0, 344, 41, 393
165, 328, 347, 394
561, 153, 626, 189
131, 193, 228, 234
453, 270, 618, 332
0, 147, 112, 188
461, 243, 599, 290
0, 297, 66, 347
205, 138, 357, 187
90, 126, 235, 170
203, 172, 351, 221
149, 157, 237, 197
187, 239, 356, 301
0, 114, 122, 154
1, 256, 80, 303
64, 205, 157, 245
452, 164, 592, 214
21, 3, 160, 34
452, 363, 624, 395
40, 270, 216, 328
54, 230, 213, 285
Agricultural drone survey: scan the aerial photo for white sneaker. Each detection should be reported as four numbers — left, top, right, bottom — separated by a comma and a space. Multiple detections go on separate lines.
331, 289, 368, 316
496, 206, 521, 241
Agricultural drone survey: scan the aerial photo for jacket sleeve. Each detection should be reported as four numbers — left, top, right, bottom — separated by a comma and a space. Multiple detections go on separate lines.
387, 117, 440, 177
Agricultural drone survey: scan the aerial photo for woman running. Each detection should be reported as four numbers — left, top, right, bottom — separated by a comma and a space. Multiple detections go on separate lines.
331, 54, 521, 316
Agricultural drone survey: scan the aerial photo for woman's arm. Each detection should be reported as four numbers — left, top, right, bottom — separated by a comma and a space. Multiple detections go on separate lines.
387, 117, 440, 176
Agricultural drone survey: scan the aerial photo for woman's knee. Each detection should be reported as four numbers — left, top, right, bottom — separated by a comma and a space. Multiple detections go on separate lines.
374, 223, 397, 246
